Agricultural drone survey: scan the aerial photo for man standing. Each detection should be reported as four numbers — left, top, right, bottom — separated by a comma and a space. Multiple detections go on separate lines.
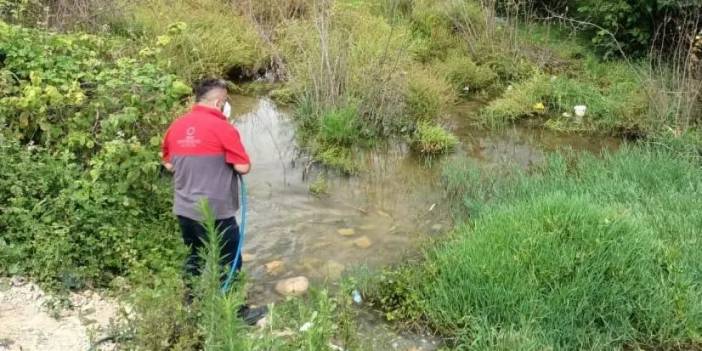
161, 78, 250, 279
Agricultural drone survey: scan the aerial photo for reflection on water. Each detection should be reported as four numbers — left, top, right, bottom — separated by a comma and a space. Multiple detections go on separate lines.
231, 96, 619, 349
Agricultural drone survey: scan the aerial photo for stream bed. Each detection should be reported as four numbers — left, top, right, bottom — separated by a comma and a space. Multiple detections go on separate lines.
231, 95, 619, 350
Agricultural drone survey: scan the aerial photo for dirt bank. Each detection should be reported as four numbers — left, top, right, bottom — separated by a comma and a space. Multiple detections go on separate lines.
0, 277, 118, 351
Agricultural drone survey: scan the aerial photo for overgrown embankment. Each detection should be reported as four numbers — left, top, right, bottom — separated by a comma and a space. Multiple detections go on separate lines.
362, 139, 702, 350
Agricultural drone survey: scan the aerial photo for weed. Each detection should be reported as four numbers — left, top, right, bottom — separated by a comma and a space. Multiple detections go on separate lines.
320, 105, 362, 147
411, 122, 458, 155
436, 51, 498, 97
309, 175, 329, 196
405, 68, 455, 122
316, 145, 359, 175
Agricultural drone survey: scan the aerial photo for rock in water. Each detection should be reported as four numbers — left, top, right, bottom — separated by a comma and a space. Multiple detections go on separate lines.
353, 236, 372, 249
265, 260, 285, 275
275, 276, 309, 296
337, 228, 355, 236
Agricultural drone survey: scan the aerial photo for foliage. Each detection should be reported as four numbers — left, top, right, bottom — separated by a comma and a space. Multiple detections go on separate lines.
194, 202, 248, 351
368, 144, 702, 349
409, 0, 462, 62
128, 0, 269, 82
121, 269, 198, 351
309, 175, 329, 196
405, 68, 455, 122
532, 0, 701, 59
319, 104, 363, 147
480, 56, 648, 133
410, 122, 458, 155
280, 3, 413, 138
0, 22, 187, 289
436, 51, 498, 96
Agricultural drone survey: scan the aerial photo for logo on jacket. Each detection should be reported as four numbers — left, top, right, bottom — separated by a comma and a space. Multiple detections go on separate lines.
178, 126, 201, 148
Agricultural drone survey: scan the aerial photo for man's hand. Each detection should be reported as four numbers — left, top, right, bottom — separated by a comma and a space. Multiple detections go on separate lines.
164, 162, 174, 172
234, 163, 250, 175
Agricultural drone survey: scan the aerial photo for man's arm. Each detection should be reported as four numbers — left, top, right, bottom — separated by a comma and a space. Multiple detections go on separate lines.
161, 127, 174, 172
218, 123, 251, 174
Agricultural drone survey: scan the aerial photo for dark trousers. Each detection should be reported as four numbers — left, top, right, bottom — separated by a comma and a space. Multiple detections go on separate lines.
177, 216, 242, 278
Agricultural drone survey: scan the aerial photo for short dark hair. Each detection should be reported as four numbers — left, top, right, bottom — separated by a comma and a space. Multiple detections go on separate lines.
194, 78, 228, 102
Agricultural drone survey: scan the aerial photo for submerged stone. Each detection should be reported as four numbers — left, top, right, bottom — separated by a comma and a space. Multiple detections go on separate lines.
337, 228, 355, 236
353, 236, 373, 249
264, 260, 285, 275
275, 276, 309, 296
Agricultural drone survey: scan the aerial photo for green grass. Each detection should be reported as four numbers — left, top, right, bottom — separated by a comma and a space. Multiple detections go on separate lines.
411, 121, 458, 155
366, 141, 702, 350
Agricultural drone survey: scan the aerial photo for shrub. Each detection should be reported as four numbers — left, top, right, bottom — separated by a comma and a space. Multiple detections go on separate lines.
437, 51, 498, 96
405, 68, 455, 122
280, 4, 412, 138
411, 122, 458, 155
409, 0, 459, 62
0, 23, 187, 289
128, 0, 269, 81
320, 105, 362, 147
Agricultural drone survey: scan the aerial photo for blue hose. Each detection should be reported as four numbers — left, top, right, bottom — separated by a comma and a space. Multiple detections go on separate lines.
221, 173, 246, 293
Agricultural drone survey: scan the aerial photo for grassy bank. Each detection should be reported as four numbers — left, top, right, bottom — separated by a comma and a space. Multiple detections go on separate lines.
363, 139, 702, 349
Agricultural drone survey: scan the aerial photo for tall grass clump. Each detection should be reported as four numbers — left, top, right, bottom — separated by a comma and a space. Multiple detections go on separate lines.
411, 121, 457, 155
405, 68, 455, 122
127, 0, 268, 81
435, 51, 498, 97
367, 144, 702, 350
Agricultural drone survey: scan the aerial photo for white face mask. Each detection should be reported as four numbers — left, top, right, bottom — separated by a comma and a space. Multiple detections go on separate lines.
222, 101, 232, 119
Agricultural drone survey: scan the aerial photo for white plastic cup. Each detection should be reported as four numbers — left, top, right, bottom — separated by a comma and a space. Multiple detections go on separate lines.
574, 105, 587, 117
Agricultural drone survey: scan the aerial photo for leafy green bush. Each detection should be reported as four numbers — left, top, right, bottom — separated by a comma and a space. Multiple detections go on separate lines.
531, 0, 701, 59
411, 122, 458, 155
0, 22, 188, 289
369, 145, 702, 349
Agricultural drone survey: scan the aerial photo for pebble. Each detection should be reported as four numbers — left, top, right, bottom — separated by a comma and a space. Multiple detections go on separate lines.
353, 236, 373, 249
265, 260, 285, 275
431, 224, 443, 232
337, 228, 355, 236
275, 276, 309, 296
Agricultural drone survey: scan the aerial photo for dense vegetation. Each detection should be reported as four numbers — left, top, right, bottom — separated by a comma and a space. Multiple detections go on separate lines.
364, 141, 702, 349
1, 0, 701, 350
